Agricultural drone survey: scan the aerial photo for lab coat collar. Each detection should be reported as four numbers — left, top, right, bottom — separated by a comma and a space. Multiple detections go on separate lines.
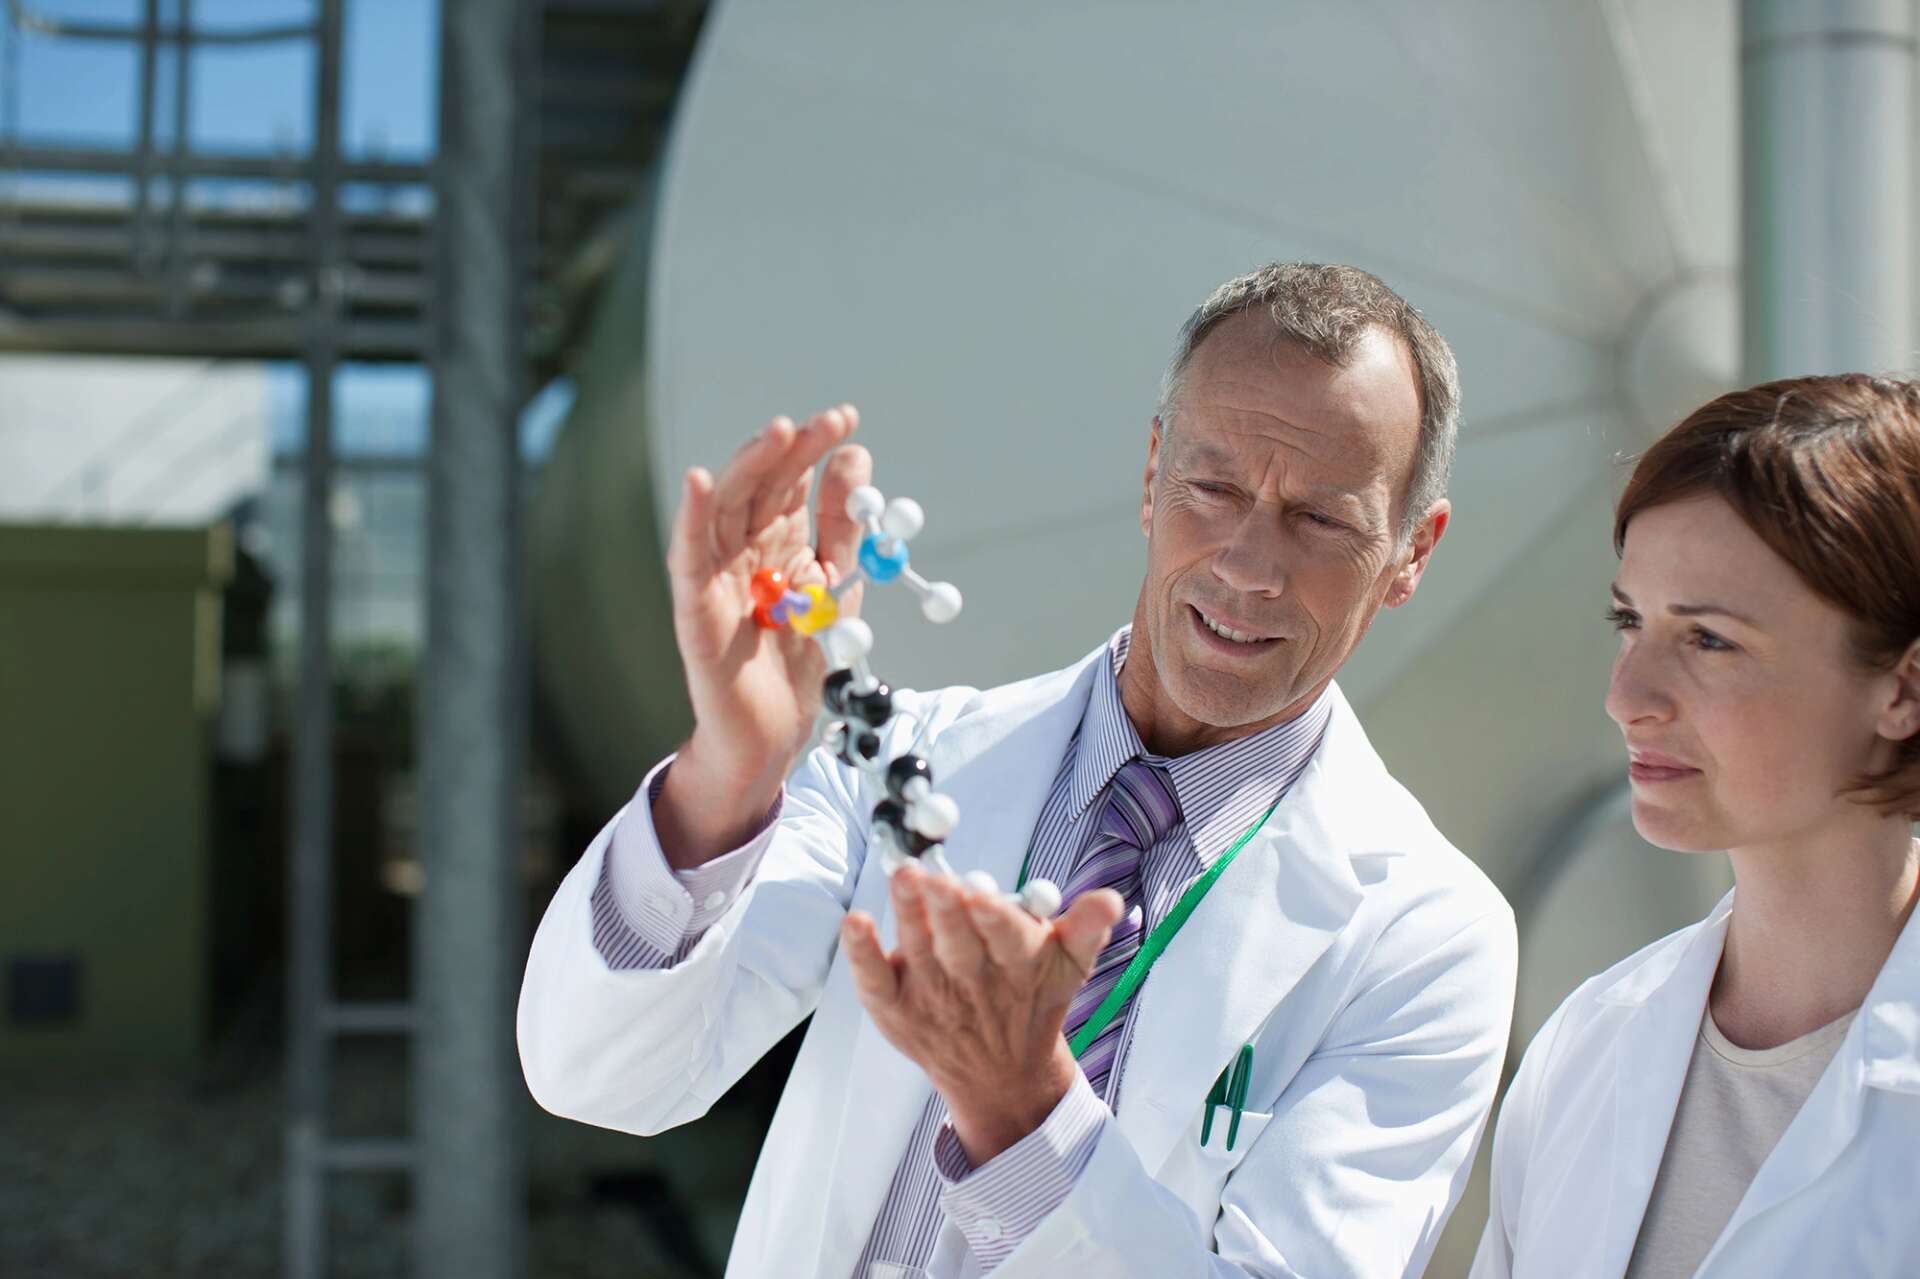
1859, 894, 1920, 1094
1592, 884, 1920, 1093
1594, 890, 1734, 1009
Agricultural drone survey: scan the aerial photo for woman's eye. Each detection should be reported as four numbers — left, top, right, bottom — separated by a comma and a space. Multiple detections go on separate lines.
1604, 607, 1638, 630
1691, 627, 1736, 653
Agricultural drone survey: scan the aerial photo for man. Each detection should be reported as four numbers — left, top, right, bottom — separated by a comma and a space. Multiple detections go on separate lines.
518, 263, 1517, 1277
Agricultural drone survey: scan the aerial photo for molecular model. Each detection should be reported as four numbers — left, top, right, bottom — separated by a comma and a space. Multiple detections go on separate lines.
750, 483, 1062, 920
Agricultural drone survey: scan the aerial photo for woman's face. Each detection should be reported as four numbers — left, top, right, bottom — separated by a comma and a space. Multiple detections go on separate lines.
1605, 495, 1903, 853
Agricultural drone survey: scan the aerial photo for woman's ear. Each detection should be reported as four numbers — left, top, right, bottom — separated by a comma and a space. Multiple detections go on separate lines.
1878, 636, 1920, 743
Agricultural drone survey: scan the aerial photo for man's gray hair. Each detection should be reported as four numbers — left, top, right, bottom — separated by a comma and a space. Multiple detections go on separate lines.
1157, 262, 1461, 544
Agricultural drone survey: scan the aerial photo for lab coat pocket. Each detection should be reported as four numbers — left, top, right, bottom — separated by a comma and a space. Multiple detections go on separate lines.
1156, 1103, 1274, 1226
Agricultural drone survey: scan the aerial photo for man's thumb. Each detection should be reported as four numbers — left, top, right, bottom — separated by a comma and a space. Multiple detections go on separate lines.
1053, 888, 1126, 975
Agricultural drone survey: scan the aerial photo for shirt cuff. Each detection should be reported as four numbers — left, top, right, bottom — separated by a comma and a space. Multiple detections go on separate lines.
596, 754, 783, 962
932, 1070, 1107, 1270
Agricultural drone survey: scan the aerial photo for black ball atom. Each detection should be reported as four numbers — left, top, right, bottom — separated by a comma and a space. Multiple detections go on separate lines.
847, 681, 894, 728
871, 798, 907, 845
885, 754, 933, 802
822, 668, 857, 715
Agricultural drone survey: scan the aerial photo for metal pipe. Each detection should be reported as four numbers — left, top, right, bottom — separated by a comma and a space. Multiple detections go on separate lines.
165, 0, 192, 318
284, 2, 345, 1277
414, 0, 528, 1274
1741, 0, 1917, 381
132, 0, 158, 268
1, 0, 314, 44
2, 142, 426, 183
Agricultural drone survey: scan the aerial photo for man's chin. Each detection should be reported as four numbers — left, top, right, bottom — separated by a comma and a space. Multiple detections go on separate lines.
1165, 674, 1295, 735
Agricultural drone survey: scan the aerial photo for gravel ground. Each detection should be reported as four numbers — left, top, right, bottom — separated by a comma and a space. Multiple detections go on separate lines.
0, 1039, 759, 1278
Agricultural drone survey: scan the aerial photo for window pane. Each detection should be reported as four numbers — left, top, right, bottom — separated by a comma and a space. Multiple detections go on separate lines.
342, 0, 437, 161
188, 39, 315, 154
14, 34, 140, 147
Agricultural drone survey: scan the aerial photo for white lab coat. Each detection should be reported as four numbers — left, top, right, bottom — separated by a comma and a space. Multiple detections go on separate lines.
1472, 891, 1920, 1278
518, 643, 1517, 1278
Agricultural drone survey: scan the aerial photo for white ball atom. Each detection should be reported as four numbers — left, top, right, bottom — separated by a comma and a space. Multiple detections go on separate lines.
1019, 879, 1063, 918
880, 496, 925, 541
920, 581, 963, 624
846, 485, 885, 523
906, 792, 959, 839
819, 617, 873, 666
963, 869, 999, 896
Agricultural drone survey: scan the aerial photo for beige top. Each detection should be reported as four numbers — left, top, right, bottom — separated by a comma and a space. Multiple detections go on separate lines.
1623, 1005, 1856, 1279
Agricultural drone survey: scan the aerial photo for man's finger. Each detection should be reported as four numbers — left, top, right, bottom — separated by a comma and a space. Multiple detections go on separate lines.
1052, 888, 1126, 975
815, 433, 872, 584
747, 407, 851, 541
665, 466, 716, 585
968, 892, 1045, 969
891, 863, 936, 963
923, 874, 988, 974
711, 416, 796, 559
841, 912, 899, 1008
779, 464, 817, 524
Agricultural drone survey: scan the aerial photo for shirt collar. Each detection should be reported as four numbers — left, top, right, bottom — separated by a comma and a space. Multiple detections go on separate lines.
1071, 625, 1334, 867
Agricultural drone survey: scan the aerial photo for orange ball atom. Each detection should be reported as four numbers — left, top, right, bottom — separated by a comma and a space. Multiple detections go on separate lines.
749, 567, 788, 608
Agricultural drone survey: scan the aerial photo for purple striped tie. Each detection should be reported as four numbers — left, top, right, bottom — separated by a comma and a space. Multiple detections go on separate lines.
1059, 757, 1181, 1098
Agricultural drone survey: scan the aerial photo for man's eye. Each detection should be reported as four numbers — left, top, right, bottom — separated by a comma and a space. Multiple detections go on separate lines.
1604, 607, 1638, 630
1192, 482, 1230, 496
1302, 511, 1342, 530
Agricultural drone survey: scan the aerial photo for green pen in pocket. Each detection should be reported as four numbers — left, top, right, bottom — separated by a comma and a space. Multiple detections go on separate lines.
1201, 1043, 1255, 1152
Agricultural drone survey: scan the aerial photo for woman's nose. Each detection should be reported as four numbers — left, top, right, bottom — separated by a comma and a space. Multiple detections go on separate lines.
1604, 644, 1673, 727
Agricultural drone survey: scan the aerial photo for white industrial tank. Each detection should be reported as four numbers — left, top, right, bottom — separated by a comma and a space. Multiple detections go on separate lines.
533, 5, 1757, 1270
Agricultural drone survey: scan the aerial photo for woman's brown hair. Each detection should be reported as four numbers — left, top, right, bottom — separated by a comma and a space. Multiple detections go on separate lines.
1614, 374, 1920, 820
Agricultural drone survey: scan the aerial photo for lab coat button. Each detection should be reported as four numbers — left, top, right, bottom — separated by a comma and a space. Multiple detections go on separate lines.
703, 890, 728, 911
975, 1218, 1004, 1243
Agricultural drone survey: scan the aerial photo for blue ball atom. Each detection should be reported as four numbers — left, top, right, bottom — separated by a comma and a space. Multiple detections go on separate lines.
859, 533, 908, 583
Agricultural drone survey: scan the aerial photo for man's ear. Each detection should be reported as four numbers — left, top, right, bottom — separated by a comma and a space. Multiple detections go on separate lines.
1383, 499, 1450, 609
1877, 636, 1920, 744
1141, 417, 1164, 538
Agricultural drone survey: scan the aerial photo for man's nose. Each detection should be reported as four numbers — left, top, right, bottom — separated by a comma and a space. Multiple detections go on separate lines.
1604, 643, 1674, 728
1210, 517, 1287, 598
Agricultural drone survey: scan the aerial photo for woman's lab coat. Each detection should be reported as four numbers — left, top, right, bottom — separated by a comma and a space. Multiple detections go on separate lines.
1472, 890, 1920, 1277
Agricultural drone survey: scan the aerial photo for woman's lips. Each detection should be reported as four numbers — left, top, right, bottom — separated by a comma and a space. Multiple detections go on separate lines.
1628, 752, 1701, 784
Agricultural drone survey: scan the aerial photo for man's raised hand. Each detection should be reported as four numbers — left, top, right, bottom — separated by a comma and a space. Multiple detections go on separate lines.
655, 404, 872, 867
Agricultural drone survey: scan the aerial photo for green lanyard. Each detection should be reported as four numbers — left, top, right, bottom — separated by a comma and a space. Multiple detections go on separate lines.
1017, 791, 1285, 1057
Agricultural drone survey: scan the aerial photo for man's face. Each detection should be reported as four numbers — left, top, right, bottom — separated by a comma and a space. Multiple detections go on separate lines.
1127, 313, 1446, 754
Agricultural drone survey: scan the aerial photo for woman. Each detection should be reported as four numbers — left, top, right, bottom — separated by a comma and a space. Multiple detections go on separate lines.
1471, 375, 1920, 1278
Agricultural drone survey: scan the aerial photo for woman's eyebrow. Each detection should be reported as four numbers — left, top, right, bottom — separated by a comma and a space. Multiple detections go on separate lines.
1611, 584, 1759, 627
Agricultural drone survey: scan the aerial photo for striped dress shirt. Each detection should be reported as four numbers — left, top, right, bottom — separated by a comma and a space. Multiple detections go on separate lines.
591, 626, 1332, 1275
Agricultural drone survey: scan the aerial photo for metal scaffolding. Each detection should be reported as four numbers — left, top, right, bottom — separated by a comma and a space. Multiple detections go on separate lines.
0, 2, 708, 1273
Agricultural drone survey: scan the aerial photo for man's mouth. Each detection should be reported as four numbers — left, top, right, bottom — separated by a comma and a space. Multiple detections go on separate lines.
1190, 604, 1281, 647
